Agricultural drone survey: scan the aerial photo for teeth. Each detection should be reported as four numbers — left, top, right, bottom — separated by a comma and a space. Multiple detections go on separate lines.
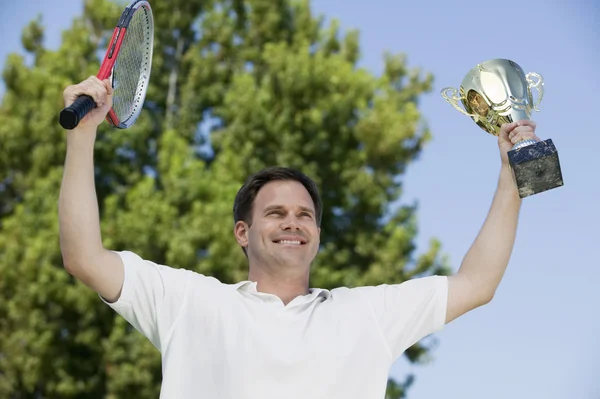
278, 240, 301, 245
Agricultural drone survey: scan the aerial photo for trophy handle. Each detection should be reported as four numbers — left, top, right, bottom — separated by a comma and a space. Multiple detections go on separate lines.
440, 87, 478, 118
526, 72, 544, 112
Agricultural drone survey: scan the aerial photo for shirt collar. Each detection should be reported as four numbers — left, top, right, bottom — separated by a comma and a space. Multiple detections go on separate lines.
232, 280, 331, 301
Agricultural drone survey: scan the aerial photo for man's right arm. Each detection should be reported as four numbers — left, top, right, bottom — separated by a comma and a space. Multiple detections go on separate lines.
58, 77, 124, 303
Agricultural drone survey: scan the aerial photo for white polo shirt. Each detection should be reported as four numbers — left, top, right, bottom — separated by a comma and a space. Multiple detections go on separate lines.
102, 250, 448, 399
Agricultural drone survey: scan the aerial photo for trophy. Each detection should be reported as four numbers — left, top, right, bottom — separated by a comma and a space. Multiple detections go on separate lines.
441, 58, 563, 198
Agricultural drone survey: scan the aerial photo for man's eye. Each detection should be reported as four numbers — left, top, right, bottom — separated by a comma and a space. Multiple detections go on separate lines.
299, 212, 312, 218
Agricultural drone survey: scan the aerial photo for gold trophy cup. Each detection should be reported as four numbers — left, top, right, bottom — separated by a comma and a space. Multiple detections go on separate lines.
441, 58, 563, 198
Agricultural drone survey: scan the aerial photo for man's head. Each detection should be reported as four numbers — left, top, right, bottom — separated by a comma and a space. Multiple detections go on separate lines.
233, 167, 322, 272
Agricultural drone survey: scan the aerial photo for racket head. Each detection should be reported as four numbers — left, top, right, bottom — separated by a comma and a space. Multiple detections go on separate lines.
58, 0, 154, 130
101, 0, 154, 129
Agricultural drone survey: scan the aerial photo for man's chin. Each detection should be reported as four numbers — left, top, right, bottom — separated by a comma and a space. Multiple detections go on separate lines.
271, 252, 312, 268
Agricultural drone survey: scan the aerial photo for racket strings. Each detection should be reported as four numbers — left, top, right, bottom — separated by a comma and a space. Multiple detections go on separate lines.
112, 5, 153, 127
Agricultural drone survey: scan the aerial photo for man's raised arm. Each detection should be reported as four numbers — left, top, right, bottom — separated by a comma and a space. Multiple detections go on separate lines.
58, 76, 124, 303
445, 120, 539, 324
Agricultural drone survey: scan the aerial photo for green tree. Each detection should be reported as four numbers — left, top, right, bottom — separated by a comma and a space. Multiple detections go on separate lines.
0, 0, 450, 397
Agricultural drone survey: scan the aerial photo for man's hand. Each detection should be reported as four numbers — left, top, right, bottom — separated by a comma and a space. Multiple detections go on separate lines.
497, 120, 540, 166
62, 76, 113, 130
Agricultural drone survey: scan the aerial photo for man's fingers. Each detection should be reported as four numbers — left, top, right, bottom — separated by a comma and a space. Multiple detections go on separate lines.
509, 125, 533, 138
499, 122, 518, 138
508, 125, 539, 144
63, 76, 109, 108
87, 77, 108, 106
501, 120, 537, 132
515, 120, 536, 129
103, 79, 113, 97
500, 120, 538, 144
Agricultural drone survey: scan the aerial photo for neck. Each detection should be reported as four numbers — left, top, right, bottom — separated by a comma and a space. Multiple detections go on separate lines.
247, 262, 310, 305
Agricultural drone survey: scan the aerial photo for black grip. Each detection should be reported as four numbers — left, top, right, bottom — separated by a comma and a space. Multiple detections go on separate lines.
59, 95, 97, 130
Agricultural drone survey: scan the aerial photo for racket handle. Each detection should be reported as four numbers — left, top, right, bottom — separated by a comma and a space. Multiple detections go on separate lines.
59, 95, 97, 130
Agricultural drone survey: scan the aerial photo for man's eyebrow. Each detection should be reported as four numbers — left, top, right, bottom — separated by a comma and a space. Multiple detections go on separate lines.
263, 205, 315, 215
263, 205, 284, 213
298, 206, 315, 215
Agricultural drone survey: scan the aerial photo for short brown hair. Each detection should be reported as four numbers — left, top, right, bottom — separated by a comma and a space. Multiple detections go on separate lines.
233, 167, 323, 227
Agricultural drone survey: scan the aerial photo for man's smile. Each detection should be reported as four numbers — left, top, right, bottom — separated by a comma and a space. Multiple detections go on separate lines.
272, 236, 307, 246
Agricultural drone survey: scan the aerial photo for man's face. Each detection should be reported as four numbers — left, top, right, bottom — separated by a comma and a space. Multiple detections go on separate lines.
236, 180, 321, 271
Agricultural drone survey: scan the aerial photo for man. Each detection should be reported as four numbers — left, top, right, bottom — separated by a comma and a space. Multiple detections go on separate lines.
59, 77, 539, 398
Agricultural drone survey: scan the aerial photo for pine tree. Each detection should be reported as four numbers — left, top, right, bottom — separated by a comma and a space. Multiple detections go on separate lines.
0, 0, 449, 396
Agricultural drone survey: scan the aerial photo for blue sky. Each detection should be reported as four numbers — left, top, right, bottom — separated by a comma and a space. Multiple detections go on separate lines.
1, 1, 598, 398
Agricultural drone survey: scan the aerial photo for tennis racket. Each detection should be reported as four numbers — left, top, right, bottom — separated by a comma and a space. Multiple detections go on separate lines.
59, 0, 154, 130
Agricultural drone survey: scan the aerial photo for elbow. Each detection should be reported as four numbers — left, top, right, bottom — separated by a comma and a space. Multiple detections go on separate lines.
469, 276, 499, 306
62, 257, 81, 276
481, 294, 494, 306
61, 251, 87, 275
59, 244, 103, 274
61, 256, 93, 288
479, 288, 496, 306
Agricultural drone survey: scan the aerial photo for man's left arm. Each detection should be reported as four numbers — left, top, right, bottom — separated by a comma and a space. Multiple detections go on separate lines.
445, 120, 539, 324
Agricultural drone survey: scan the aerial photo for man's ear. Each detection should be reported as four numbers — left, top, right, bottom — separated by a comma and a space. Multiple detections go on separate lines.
234, 221, 249, 247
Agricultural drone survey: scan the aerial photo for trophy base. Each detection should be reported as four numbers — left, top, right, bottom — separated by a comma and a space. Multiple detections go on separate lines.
508, 138, 564, 198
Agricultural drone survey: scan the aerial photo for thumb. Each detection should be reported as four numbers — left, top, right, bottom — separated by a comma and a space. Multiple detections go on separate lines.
498, 122, 517, 143
103, 79, 113, 108
95, 79, 113, 116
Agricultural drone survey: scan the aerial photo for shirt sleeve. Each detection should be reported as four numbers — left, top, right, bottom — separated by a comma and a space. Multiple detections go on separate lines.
357, 275, 448, 361
99, 250, 192, 351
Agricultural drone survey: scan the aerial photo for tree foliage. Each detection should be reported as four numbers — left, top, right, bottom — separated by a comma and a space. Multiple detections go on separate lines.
0, 0, 449, 397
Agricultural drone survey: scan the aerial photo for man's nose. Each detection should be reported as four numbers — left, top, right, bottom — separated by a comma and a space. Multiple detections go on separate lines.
280, 215, 300, 230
